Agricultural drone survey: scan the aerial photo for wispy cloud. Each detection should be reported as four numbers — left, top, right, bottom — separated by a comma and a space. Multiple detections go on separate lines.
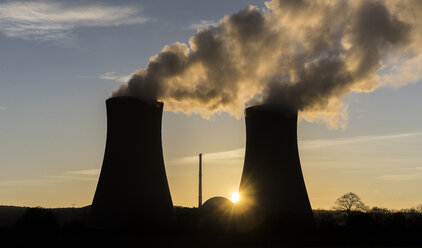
378, 174, 421, 182
66, 169, 100, 176
169, 148, 244, 166
0, 1, 149, 41
300, 132, 422, 150
0, 168, 100, 186
189, 20, 218, 30
168, 131, 422, 168
45, 175, 98, 182
0, 178, 52, 186
98, 72, 132, 83
0, 106, 5, 111
46, 168, 100, 181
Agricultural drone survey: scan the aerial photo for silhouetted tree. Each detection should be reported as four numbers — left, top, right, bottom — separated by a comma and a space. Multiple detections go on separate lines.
414, 204, 422, 213
369, 206, 390, 214
334, 192, 367, 220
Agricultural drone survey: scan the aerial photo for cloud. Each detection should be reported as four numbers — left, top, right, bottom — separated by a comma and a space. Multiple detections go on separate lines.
65, 168, 100, 175
0, 178, 46, 186
300, 131, 422, 149
169, 148, 245, 166
45, 175, 98, 182
0, 168, 100, 186
98, 72, 133, 83
378, 174, 420, 181
189, 20, 219, 30
0, 1, 149, 41
46, 168, 100, 181
0, 106, 5, 111
0, 177, 70, 186
169, 130, 422, 162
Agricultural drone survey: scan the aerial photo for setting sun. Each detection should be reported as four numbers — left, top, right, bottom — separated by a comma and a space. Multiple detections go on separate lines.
230, 192, 240, 204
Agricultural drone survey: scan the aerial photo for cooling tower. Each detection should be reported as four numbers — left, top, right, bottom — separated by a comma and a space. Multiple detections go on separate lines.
236, 105, 313, 232
88, 96, 174, 231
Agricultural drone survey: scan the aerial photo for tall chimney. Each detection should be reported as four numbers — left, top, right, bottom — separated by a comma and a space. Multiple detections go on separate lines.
236, 105, 313, 231
88, 96, 174, 231
198, 153, 202, 208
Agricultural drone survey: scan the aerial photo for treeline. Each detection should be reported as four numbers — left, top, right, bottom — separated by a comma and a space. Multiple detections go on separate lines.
0, 206, 90, 247
313, 207, 422, 245
1, 205, 422, 246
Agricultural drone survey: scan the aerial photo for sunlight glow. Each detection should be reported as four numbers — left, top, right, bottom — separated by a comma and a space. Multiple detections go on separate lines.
230, 192, 240, 204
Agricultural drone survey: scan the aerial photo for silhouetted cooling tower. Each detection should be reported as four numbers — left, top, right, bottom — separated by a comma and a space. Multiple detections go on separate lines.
88, 96, 174, 231
236, 105, 313, 231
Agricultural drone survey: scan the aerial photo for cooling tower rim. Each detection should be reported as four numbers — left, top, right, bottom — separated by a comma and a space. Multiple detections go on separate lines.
107, 96, 163, 109
245, 104, 297, 117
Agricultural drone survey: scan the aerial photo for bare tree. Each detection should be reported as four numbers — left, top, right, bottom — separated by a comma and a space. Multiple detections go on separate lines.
414, 204, 422, 213
334, 192, 367, 219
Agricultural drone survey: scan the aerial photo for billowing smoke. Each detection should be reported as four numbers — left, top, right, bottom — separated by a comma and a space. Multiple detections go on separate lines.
113, 0, 422, 128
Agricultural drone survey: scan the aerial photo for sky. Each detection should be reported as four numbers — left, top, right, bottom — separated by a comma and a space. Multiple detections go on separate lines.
0, 0, 422, 210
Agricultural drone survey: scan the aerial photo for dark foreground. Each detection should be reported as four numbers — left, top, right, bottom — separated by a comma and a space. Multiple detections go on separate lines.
1, 206, 422, 247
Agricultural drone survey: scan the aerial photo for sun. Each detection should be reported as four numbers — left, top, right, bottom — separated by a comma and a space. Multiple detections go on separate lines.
230, 192, 240, 204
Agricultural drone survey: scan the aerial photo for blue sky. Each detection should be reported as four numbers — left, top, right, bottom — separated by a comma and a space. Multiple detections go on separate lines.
0, 0, 421, 209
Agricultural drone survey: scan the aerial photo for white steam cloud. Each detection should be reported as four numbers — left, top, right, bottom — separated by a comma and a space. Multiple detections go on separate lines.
113, 0, 422, 128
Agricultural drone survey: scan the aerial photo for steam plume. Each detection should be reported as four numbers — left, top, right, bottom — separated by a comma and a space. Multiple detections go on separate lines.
112, 0, 421, 128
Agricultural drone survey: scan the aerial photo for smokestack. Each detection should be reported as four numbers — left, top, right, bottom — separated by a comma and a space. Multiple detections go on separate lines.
236, 105, 313, 231
88, 96, 174, 231
198, 153, 202, 208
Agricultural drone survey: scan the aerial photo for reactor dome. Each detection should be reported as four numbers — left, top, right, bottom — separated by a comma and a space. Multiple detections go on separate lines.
200, 196, 234, 216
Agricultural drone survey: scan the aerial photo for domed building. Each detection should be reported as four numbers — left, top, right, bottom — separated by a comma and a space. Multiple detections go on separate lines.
198, 197, 235, 232
200, 197, 234, 216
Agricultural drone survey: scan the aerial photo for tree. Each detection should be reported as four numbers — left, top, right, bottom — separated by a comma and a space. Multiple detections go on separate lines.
334, 192, 367, 219
414, 204, 422, 213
